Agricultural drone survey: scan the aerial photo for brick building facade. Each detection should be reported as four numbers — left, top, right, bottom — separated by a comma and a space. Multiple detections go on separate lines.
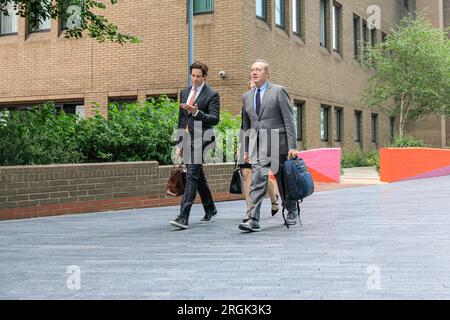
0, 0, 448, 152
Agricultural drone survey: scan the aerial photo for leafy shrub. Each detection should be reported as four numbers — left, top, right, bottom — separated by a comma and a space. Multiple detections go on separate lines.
77, 97, 179, 164
0, 103, 83, 165
389, 135, 426, 148
0, 98, 242, 166
341, 150, 379, 168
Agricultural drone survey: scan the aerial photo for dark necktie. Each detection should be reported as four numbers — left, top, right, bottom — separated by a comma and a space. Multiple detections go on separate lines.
255, 88, 261, 116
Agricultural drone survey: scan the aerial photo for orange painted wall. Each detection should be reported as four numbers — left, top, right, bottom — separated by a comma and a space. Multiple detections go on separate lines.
380, 148, 450, 182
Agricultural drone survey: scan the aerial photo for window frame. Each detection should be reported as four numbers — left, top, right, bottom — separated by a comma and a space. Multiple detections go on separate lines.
294, 100, 305, 141
0, 2, 18, 35
292, 0, 302, 36
275, 0, 285, 29
390, 116, 395, 142
371, 113, 378, 143
334, 107, 342, 142
193, 0, 214, 15
332, 1, 342, 53
353, 14, 361, 60
355, 110, 362, 143
321, 105, 330, 142
256, 0, 267, 21
320, 0, 329, 48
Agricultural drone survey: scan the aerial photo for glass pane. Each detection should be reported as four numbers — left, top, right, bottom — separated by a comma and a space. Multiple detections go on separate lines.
256, 0, 265, 18
321, 109, 325, 140
1, 2, 18, 34
333, 4, 340, 51
194, 0, 213, 13
275, 0, 282, 26
292, 0, 298, 32
320, 0, 327, 46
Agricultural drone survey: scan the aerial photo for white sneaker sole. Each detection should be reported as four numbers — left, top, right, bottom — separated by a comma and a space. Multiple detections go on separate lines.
238, 224, 261, 232
170, 220, 189, 229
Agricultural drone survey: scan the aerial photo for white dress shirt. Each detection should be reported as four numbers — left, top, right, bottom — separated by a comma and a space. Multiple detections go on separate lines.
186, 82, 205, 117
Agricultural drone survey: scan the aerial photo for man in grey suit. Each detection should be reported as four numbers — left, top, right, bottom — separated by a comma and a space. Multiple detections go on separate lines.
239, 60, 299, 232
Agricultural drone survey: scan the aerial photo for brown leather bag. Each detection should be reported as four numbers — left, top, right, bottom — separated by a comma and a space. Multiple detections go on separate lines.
166, 164, 186, 197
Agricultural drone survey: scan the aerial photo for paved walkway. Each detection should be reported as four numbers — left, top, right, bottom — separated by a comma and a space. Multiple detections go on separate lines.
1, 176, 450, 299
341, 166, 384, 185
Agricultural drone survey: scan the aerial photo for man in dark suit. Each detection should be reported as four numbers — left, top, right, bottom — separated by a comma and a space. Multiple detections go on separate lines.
239, 60, 299, 232
170, 61, 220, 230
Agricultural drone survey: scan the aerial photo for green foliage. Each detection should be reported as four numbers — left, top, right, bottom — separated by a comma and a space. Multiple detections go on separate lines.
0, 0, 140, 44
0, 103, 83, 165
0, 98, 242, 166
75, 97, 179, 164
389, 135, 426, 148
212, 111, 242, 162
362, 14, 450, 137
341, 150, 379, 169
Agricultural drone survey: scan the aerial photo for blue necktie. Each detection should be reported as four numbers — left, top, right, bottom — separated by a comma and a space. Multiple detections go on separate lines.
255, 88, 261, 116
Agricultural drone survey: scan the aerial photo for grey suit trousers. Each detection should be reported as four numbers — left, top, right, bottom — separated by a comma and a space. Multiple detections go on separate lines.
247, 155, 297, 222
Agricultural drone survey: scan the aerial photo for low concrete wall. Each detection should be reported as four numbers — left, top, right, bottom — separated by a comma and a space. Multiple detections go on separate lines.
380, 148, 450, 182
0, 162, 242, 220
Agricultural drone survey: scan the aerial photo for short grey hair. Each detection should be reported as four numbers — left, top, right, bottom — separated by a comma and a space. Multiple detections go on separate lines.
253, 59, 270, 76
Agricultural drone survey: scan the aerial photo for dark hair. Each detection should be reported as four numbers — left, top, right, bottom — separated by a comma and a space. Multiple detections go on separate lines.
190, 61, 209, 77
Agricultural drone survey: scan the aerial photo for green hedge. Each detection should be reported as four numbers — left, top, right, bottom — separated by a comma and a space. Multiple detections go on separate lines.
341, 150, 380, 169
0, 98, 241, 166
389, 136, 426, 148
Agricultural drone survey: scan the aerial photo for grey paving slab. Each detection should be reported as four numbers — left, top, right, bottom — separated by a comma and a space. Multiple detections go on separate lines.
1, 175, 450, 299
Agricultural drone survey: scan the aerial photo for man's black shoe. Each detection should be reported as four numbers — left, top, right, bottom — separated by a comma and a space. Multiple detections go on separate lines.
239, 219, 261, 232
170, 216, 189, 229
286, 212, 297, 225
200, 211, 217, 223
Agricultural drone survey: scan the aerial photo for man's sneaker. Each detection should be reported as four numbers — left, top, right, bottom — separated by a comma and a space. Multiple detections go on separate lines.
286, 212, 297, 225
200, 211, 217, 223
239, 219, 261, 232
170, 216, 189, 229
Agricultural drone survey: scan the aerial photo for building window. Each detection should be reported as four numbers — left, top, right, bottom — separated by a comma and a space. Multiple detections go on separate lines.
403, 0, 409, 10
29, 16, 51, 32
108, 97, 138, 112
147, 94, 177, 103
275, 0, 285, 28
362, 19, 369, 61
353, 14, 361, 60
256, 0, 267, 20
371, 113, 378, 143
0, 2, 18, 35
320, 0, 329, 48
332, 1, 342, 53
321, 105, 330, 142
294, 101, 304, 141
370, 28, 377, 47
355, 111, 362, 142
194, 0, 214, 14
334, 107, 342, 142
292, 0, 302, 35
390, 117, 395, 142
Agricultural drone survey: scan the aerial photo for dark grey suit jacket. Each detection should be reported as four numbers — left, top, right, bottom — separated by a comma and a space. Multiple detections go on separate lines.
241, 82, 297, 159
177, 84, 220, 151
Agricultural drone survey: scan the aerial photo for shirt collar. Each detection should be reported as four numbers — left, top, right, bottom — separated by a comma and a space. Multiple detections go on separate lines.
256, 81, 269, 92
192, 82, 205, 92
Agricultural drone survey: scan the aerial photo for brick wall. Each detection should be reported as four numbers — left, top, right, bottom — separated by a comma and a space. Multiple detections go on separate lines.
0, 0, 444, 152
0, 162, 243, 220
242, 0, 413, 153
